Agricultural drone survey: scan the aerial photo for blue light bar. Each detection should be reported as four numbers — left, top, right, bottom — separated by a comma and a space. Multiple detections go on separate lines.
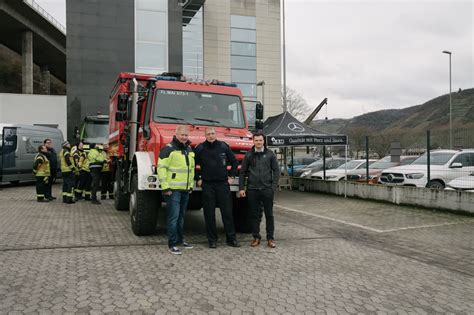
212, 81, 237, 87
155, 76, 178, 81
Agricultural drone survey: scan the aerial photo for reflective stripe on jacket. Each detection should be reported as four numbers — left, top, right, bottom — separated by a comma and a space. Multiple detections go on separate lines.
33, 153, 51, 177
60, 148, 75, 173
79, 151, 90, 172
101, 151, 110, 172
88, 148, 105, 169
157, 137, 195, 191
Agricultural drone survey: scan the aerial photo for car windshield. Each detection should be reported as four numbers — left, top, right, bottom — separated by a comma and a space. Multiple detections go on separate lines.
153, 90, 245, 128
369, 159, 398, 169
337, 160, 362, 170
412, 152, 455, 165
305, 160, 323, 168
83, 122, 109, 144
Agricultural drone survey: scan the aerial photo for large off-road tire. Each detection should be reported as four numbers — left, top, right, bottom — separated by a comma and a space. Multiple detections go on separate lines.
114, 166, 130, 211
232, 195, 252, 233
130, 173, 159, 236
187, 192, 203, 210
427, 180, 445, 190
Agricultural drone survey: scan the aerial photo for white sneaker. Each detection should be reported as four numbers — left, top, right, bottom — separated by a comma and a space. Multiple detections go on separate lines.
168, 246, 182, 255
182, 242, 193, 249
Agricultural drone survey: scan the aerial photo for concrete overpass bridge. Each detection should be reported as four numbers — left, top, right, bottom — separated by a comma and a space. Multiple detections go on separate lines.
0, 0, 66, 94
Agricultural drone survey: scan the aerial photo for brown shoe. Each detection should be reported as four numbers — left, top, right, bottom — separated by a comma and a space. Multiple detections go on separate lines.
267, 240, 276, 248
250, 239, 261, 247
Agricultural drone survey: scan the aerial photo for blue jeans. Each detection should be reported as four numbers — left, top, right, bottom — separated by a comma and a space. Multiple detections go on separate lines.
165, 191, 190, 248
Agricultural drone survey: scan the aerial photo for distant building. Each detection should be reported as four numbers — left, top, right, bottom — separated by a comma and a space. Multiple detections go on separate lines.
66, 0, 282, 138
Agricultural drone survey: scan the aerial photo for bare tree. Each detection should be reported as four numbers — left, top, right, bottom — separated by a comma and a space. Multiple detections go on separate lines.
370, 133, 392, 158
347, 126, 371, 158
282, 87, 312, 121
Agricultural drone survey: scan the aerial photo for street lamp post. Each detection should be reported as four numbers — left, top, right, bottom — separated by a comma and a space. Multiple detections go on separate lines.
442, 50, 452, 149
257, 80, 265, 106
282, 0, 287, 112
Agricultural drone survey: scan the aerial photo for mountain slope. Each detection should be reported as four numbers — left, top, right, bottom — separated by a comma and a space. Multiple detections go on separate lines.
312, 88, 474, 134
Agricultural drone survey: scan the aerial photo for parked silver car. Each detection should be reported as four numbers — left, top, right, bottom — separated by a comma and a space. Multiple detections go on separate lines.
299, 158, 348, 178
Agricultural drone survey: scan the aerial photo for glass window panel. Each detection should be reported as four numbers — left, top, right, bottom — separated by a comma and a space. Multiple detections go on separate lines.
136, 42, 167, 69
137, 0, 167, 12
232, 70, 256, 83
183, 8, 203, 79
231, 42, 256, 56
231, 15, 256, 29
136, 10, 167, 42
231, 29, 256, 43
236, 83, 257, 97
231, 56, 256, 70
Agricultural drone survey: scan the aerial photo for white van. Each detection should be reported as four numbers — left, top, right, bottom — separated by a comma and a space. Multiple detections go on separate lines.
0, 124, 64, 184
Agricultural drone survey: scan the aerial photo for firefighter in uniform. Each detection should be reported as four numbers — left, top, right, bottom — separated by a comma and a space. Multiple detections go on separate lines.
33, 145, 51, 202
100, 143, 113, 200
59, 141, 76, 204
72, 142, 83, 197
76, 144, 91, 200
194, 127, 240, 248
88, 144, 105, 204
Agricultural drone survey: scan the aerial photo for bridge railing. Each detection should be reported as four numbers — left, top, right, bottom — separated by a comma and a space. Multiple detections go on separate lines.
23, 0, 66, 34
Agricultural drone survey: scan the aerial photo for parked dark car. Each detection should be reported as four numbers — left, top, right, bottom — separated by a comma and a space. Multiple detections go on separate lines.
281, 157, 319, 176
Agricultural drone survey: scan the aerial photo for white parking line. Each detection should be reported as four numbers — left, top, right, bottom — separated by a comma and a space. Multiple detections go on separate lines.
275, 204, 385, 233
274, 204, 469, 233
381, 222, 468, 233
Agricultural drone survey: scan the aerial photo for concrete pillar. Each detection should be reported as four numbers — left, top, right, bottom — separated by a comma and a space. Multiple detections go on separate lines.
22, 31, 34, 94
168, 0, 183, 73
41, 66, 51, 94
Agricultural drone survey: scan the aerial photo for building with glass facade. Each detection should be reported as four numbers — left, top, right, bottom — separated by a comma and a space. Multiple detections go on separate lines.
66, 0, 281, 138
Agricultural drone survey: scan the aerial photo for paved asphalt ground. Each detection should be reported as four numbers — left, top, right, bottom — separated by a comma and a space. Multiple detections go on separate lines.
0, 183, 473, 314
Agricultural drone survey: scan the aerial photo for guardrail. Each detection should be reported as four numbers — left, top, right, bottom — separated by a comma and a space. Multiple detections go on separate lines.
23, 0, 66, 34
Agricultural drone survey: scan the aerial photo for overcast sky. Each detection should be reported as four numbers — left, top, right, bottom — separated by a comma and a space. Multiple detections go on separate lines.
36, 0, 473, 119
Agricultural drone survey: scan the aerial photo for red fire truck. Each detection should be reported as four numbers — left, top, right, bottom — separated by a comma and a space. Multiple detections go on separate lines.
108, 72, 263, 236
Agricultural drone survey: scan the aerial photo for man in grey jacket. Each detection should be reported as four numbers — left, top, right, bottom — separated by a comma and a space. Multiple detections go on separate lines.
239, 132, 280, 248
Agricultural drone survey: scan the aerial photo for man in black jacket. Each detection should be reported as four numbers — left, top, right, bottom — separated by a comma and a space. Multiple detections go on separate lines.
44, 138, 58, 200
195, 127, 240, 248
239, 132, 279, 248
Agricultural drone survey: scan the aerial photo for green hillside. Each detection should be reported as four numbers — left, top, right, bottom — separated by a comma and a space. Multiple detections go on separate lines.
311, 88, 474, 154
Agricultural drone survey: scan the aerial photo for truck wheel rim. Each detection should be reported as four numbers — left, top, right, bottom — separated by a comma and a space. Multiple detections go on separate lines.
130, 191, 137, 219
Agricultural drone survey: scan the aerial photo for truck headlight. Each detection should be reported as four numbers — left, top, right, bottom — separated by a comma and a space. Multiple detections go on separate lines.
147, 176, 157, 182
406, 173, 424, 179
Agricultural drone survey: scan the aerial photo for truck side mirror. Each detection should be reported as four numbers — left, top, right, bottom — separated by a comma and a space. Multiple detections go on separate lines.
118, 93, 129, 111
115, 111, 127, 122
255, 102, 264, 120
255, 120, 263, 130
73, 126, 79, 139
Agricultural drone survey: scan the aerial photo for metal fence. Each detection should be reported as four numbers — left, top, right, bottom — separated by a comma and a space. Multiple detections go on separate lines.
287, 128, 474, 192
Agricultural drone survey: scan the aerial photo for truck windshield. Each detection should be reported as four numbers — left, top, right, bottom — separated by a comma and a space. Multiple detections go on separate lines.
411, 152, 455, 165
153, 90, 246, 128
82, 122, 109, 145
